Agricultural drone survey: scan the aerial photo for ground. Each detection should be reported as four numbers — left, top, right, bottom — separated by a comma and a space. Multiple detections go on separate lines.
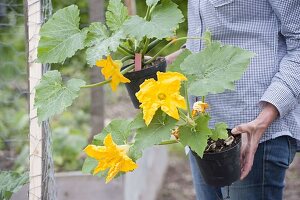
158, 152, 300, 200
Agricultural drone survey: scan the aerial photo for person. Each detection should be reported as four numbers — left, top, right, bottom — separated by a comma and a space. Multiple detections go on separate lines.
166, 0, 300, 199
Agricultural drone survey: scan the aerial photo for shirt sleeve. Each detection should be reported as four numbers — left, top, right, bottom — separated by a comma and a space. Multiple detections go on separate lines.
260, 0, 300, 118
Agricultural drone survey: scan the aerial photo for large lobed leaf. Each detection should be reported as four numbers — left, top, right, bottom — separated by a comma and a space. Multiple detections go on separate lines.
93, 119, 133, 145
179, 114, 212, 158
34, 70, 86, 123
0, 171, 28, 200
38, 5, 87, 64
146, 0, 160, 6
181, 42, 255, 96
86, 30, 125, 65
129, 110, 176, 160
123, 0, 184, 41
168, 49, 192, 74
106, 0, 129, 32
85, 22, 110, 47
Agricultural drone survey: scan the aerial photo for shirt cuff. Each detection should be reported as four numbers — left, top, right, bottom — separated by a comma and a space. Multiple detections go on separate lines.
259, 81, 298, 118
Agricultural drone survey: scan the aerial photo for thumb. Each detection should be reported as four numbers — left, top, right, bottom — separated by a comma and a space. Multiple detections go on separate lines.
231, 124, 248, 135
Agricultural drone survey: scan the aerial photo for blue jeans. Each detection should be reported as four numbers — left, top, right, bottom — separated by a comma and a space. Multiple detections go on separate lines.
189, 136, 297, 200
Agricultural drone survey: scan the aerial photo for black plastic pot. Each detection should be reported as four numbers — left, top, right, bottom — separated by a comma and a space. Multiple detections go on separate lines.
123, 58, 167, 109
192, 131, 241, 187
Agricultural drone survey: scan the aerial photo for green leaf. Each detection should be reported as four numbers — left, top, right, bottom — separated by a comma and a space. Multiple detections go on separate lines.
146, 0, 160, 6
85, 22, 110, 47
38, 5, 87, 63
34, 70, 86, 123
106, 0, 129, 32
86, 30, 125, 65
82, 158, 108, 178
0, 171, 29, 200
211, 122, 229, 141
131, 110, 177, 156
93, 119, 132, 145
168, 49, 192, 73
82, 157, 98, 174
202, 30, 212, 47
128, 145, 143, 161
179, 115, 212, 157
181, 42, 255, 96
123, 0, 184, 41
130, 112, 147, 130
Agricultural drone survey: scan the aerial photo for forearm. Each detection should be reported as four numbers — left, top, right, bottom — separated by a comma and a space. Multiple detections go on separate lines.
254, 102, 279, 136
165, 49, 184, 65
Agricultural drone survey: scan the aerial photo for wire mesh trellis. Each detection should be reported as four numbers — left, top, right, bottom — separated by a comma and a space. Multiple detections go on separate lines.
0, 0, 56, 199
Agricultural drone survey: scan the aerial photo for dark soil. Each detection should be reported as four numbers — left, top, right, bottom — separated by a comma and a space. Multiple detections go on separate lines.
144, 57, 166, 69
205, 134, 241, 154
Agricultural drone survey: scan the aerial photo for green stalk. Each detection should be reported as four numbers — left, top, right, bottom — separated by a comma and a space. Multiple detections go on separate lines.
144, 6, 151, 20
202, 96, 205, 103
121, 55, 134, 62
146, 39, 161, 53
81, 64, 134, 89
119, 45, 135, 55
117, 47, 130, 56
141, 38, 150, 55
184, 82, 192, 118
158, 140, 179, 145
145, 37, 200, 65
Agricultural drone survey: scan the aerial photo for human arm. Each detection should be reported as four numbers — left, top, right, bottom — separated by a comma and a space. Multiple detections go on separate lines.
165, 48, 185, 65
231, 102, 278, 179
259, 0, 300, 117
232, 0, 300, 179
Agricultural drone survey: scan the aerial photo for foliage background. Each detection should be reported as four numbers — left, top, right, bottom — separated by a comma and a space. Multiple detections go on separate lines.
0, 0, 187, 172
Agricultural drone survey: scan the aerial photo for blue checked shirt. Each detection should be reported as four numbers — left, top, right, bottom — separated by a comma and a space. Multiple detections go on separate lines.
187, 0, 300, 143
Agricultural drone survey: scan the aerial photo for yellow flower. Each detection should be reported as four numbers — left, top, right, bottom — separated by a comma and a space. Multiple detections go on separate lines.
192, 101, 209, 116
84, 134, 137, 183
136, 72, 187, 125
96, 55, 130, 91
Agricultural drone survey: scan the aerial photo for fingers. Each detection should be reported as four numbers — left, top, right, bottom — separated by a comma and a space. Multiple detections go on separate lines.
231, 124, 249, 135
240, 149, 255, 180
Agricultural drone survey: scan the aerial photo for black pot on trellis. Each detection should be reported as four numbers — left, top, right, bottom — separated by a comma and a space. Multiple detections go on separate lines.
192, 131, 241, 187
123, 57, 167, 109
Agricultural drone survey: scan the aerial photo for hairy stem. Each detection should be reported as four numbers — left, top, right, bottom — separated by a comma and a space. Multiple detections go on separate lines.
81, 64, 134, 89
158, 140, 178, 145
145, 37, 200, 65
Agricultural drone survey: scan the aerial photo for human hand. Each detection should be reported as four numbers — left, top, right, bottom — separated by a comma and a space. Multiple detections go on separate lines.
231, 120, 266, 180
231, 102, 279, 180
165, 49, 184, 65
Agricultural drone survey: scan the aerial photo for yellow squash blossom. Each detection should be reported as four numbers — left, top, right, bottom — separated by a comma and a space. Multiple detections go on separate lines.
84, 134, 137, 183
192, 101, 209, 116
136, 71, 187, 125
96, 55, 130, 91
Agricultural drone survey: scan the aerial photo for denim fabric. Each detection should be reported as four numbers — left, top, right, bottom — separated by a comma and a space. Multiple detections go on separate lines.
189, 136, 297, 200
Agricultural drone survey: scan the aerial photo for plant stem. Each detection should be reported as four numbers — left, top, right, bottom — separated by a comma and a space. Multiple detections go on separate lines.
184, 82, 192, 118
158, 140, 178, 145
202, 96, 205, 103
117, 47, 130, 56
146, 39, 161, 53
81, 64, 134, 89
121, 55, 134, 62
119, 45, 134, 55
145, 37, 200, 65
144, 6, 151, 20
141, 38, 150, 55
